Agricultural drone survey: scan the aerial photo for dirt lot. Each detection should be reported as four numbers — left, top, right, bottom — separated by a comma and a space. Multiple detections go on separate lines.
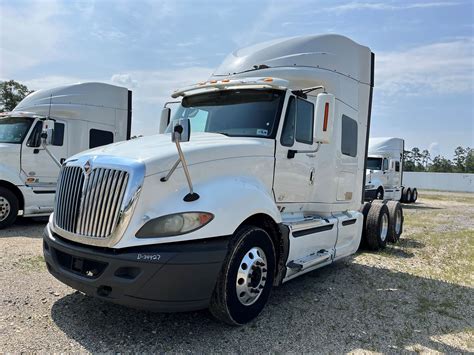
1, 191, 473, 353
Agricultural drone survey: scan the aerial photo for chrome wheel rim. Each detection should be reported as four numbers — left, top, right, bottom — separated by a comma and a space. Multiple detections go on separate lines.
395, 209, 402, 235
236, 247, 267, 306
0, 196, 11, 222
380, 213, 388, 242
377, 191, 383, 199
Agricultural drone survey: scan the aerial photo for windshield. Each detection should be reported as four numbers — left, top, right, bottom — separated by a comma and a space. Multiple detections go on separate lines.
367, 157, 383, 170
167, 89, 285, 138
0, 116, 35, 144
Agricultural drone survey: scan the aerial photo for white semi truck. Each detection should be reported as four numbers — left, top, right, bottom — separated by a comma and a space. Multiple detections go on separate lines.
0, 83, 132, 228
43, 35, 404, 325
364, 137, 418, 203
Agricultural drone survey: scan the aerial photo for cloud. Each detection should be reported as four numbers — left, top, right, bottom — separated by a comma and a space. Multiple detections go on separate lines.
111, 74, 139, 88
323, 1, 460, 13
0, 0, 66, 76
429, 142, 441, 157
375, 38, 474, 95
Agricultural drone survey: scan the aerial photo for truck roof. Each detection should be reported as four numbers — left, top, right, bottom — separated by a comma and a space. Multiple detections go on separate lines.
368, 137, 404, 157
212, 34, 372, 86
13, 82, 130, 118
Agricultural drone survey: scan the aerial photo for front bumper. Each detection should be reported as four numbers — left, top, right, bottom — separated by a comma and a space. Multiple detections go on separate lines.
364, 188, 378, 201
43, 224, 229, 312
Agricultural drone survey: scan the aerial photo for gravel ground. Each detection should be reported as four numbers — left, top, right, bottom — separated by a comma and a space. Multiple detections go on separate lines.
1, 191, 473, 353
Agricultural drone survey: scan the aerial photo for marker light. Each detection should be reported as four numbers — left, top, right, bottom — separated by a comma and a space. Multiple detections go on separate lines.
263, 77, 273, 82
136, 212, 214, 238
210, 80, 217, 84
323, 102, 329, 132
221, 79, 230, 83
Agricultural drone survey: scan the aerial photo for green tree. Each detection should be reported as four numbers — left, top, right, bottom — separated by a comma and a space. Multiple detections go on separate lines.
421, 149, 431, 168
429, 155, 453, 173
453, 146, 466, 172
403, 149, 414, 171
0, 80, 33, 112
465, 148, 474, 173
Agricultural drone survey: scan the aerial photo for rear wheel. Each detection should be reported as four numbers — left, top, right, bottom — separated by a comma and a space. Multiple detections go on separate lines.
0, 187, 19, 229
411, 188, 418, 203
210, 225, 276, 325
386, 201, 403, 243
365, 202, 389, 250
402, 187, 411, 203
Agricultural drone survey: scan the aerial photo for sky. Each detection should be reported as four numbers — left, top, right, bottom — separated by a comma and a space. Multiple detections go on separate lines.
1, 0, 473, 158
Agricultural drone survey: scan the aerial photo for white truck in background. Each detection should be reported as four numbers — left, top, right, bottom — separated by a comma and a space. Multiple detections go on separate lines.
43, 35, 404, 325
0, 83, 132, 228
364, 137, 418, 203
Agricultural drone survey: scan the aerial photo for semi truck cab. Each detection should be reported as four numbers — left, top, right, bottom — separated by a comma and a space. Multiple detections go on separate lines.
0, 83, 132, 228
43, 35, 404, 325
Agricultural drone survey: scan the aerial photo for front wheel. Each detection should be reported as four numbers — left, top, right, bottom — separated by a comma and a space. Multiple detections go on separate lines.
210, 225, 276, 325
0, 187, 19, 229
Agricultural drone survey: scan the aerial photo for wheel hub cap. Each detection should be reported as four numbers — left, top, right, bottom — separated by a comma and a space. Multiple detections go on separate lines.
0, 196, 11, 222
236, 247, 267, 306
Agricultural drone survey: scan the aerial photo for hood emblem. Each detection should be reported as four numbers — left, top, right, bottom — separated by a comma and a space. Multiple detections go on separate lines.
84, 160, 92, 175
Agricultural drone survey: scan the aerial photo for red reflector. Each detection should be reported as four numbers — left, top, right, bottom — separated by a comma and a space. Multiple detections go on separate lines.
323, 103, 329, 132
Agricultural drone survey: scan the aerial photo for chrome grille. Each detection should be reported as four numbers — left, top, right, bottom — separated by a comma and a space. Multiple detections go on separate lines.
55, 166, 129, 238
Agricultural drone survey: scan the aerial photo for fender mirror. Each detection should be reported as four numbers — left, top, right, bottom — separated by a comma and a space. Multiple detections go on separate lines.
159, 107, 171, 134
41, 119, 55, 146
171, 118, 190, 143
313, 93, 335, 144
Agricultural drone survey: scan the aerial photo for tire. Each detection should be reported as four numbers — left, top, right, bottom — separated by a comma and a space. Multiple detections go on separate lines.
0, 187, 19, 229
402, 187, 411, 203
358, 202, 371, 249
365, 202, 389, 250
411, 188, 418, 203
375, 187, 384, 200
210, 225, 276, 325
386, 201, 403, 243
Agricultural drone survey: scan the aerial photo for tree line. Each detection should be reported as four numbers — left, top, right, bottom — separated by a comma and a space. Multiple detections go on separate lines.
403, 146, 474, 173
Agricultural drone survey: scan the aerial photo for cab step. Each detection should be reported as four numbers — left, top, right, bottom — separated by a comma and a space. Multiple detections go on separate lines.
287, 249, 331, 272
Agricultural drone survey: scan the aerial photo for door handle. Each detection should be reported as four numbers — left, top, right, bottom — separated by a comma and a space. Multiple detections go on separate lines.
309, 168, 315, 185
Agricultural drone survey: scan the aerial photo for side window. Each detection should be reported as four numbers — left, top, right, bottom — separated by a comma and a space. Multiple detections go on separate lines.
295, 98, 314, 145
89, 129, 114, 149
280, 96, 296, 147
26, 121, 42, 147
383, 158, 389, 171
395, 161, 400, 172
280, 97, 314, 147
341, 115, 357, 157
52, 122, 65, 146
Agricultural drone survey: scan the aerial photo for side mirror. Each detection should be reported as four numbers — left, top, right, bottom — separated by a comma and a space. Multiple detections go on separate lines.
159, 108, 171, 134
313, 93, 335, 144
41, 119, 55, 146
171, 118, 190, 143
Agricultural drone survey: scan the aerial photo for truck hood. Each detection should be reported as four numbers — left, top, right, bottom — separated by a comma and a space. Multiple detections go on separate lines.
69, 132, 275, 176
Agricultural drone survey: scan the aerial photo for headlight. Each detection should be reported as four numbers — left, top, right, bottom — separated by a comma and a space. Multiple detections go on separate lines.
136, 212, 214, 238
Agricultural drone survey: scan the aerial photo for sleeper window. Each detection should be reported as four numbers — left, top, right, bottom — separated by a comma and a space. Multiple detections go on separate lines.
341, 115, 357, 157
89, 129, 114, 148
52, 122, 65, 146
395, 161, 400, 172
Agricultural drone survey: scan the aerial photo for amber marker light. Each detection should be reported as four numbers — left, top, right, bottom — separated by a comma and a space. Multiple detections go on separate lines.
323, 102, 329, 131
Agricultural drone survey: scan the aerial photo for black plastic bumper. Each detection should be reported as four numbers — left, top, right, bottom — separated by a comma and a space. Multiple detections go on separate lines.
364, 188, 378, 201
43, 225, 229, 312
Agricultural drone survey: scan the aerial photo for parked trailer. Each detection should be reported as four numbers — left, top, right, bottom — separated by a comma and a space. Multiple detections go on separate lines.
364, 137, 418, 203
0, 83, 132, 228
43, 34, 404, 325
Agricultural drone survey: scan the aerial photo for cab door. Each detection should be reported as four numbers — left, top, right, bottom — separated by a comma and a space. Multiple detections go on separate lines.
273, 95, 316, 204
21, 120, 68, 189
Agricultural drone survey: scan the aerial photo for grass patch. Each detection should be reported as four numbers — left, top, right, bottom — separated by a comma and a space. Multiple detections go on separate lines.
421, 193, 474, 204
15, 255, 46, 271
